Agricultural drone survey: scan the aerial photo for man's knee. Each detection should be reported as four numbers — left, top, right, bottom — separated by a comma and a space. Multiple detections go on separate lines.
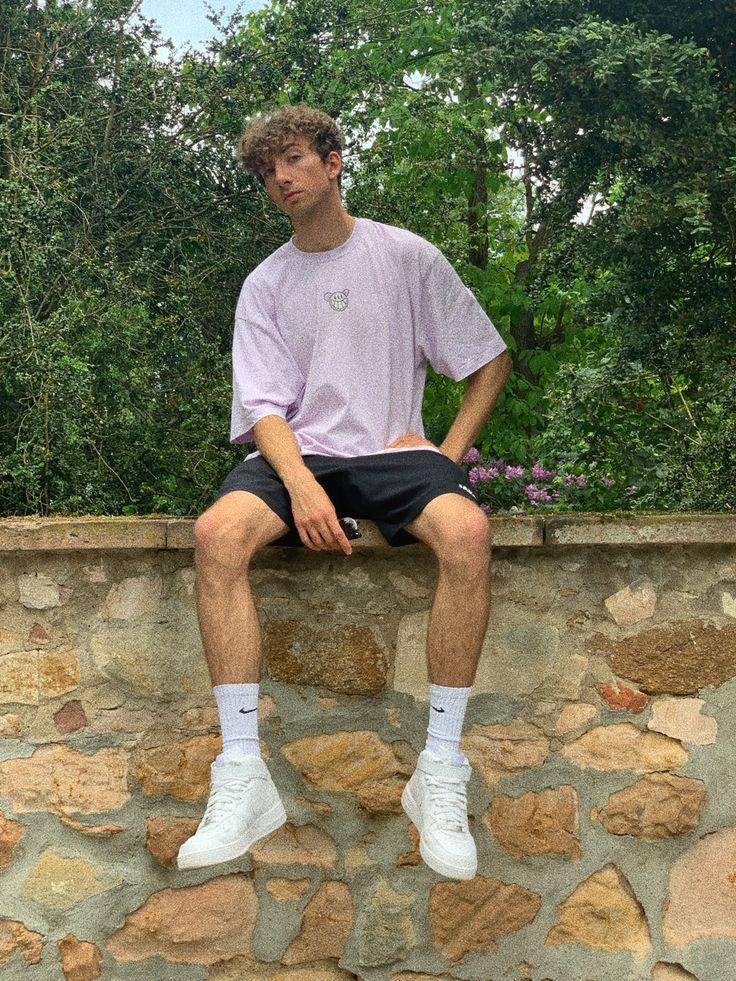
194, 496, 269, 569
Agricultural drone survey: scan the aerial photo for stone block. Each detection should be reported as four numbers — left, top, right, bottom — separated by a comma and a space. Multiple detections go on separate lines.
652, 964, 700, 980
282, 731, 412, 793
0, 919, 44, 967
554, 703, 597, 737
722, 591, 736, 619
663, 826, 736, 948
22, 848, 117, 909
40, 648, 79, 697
429, 877, 541, 963
54, 700, 88, 734
136, 735, 220, 800
266, 620, 389, 694
146, 816, 199, 866
0, 650, 39, 703
58, 934, 103, 981
102, 574, 162, 619
266, 878, 311, 903
282, 881, 354, 965
18, 572, 62, 608
0, 811, 25, 871
460, 720, 550, 786
209, 960, 357, 980
647, 698, 717, 745
250, 823, 337, 870
590, 618, 736, 695
106, 874, 258, 964
0, 713, 23, 737
546, 863, 650, 956
0, 744, 130, 816
560, 723, 688, 773
604, 579, 657, 625
597, 679, 650, 714
593, 773, 706, 839
483, 786, 581, 859
90, 607, 210, 699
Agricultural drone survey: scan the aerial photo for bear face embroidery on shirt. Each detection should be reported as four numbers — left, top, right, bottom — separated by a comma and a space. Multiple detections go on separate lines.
325, 289, 349, 311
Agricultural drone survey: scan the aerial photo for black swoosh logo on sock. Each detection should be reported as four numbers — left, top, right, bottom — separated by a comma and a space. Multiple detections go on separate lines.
239, 707, 257, 714
431, 705, 445, 713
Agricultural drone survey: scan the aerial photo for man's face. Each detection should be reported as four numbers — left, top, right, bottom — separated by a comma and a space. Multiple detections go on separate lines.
261, 135, 340, 216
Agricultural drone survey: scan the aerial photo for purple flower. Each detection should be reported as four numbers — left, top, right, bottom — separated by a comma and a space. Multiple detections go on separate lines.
488, 459, 506, 472
504, 465, 525, 480
479, 503, 491, 513
564, 473, 576, 486
462, 447, 483, 464
601, 477, 616, 488
468, 467, 482, 488
576, 475, 587, 488
531, 463, 556, 481
625, 485, 638, 497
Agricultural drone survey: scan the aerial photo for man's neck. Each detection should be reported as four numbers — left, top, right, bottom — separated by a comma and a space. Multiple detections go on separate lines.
291, 207, 356, 253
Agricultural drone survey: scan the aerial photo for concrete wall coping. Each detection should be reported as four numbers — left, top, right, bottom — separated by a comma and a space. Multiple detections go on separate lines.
0, 512, 734, 552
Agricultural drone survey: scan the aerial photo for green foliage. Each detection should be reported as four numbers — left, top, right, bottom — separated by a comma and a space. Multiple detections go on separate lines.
1, 0, 734, 516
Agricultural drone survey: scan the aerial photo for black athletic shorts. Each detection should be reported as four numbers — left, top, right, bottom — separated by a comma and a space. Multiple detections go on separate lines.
215, 449, 479, 547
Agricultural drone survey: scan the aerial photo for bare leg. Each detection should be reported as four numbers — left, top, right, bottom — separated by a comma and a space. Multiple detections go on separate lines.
193, 491, 290, 685
426, 547, 492, 687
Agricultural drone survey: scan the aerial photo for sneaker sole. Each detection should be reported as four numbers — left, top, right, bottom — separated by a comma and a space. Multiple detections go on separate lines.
401, 784, 477, 881
177, 801, 287, 870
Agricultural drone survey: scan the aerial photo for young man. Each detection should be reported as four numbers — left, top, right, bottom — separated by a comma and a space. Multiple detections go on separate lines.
177, 104, 511, 880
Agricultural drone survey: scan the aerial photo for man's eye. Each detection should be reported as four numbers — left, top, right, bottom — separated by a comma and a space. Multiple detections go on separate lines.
289, 155, 301, 162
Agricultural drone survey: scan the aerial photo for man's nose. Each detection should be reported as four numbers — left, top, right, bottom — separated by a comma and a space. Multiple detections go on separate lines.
274, 160, 291, 183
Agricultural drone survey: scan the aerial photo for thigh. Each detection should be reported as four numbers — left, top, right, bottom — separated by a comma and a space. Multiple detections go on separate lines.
342, 449, 481, 547
199, 455, 299, 555
197, 490, 292, 561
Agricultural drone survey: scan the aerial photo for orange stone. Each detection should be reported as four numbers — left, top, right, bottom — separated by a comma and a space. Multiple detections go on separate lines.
106, 874, 258, 964
58, 934, 103, 981
546, 863, 651, 956
266, 621, 388, 694
597, 679, 650, 714
460, 721, 550, 786
39, 648, 80, 697
484, 786, 581, 859
0, 744, 129, 816
250, 822, 336, 870
282, 881, 354, 965
429, 877, 541, 963
356, 776, 407, 814
0, 918, 44, 966
282, 731, 412, 793
136, 735, 220, 800
0, 811, 25, 870
146, 816, 199, 866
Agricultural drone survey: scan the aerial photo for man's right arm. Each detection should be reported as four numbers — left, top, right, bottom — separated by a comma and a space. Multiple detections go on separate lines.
253, 415, 352, 555
253, 414, 310, 489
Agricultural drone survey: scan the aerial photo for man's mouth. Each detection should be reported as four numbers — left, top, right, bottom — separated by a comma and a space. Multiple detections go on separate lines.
284, 191, 301, 202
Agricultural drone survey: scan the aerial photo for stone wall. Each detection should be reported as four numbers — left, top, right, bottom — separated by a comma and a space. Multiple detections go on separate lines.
1, 514, 736, 981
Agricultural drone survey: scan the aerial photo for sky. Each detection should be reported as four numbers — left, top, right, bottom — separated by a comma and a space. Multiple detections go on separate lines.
139, 0, 266, 50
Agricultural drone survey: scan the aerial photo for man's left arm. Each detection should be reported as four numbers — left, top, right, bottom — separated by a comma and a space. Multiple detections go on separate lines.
388, 350, 512, 464
439, 351, 512, 463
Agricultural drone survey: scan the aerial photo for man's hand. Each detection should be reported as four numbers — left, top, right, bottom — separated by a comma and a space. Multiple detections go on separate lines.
387, 432, 439, 452
286, 472, 352, 555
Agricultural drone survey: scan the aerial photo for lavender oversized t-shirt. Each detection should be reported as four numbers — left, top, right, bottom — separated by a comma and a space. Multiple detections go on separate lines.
230, 217, 507, 461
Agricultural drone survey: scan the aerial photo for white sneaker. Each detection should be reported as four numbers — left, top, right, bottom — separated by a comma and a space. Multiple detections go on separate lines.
177, 755, 287, 870
401, 748, 477, 880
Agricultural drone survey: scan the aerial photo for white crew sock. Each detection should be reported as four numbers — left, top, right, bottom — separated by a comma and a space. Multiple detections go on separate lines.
425, 683, 471, 765
214, 683, 261, 765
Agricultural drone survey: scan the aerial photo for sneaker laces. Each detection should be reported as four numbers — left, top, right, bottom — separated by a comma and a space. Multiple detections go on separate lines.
200, 778, 255, 827
424, 772, 468, 833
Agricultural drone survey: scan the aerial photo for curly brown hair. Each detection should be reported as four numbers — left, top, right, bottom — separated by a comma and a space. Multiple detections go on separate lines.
237, 104, 344, 192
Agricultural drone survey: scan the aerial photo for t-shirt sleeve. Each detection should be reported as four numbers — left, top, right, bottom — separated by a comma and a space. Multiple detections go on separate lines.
229, 276, 305, 445
417, 249, 507, 381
